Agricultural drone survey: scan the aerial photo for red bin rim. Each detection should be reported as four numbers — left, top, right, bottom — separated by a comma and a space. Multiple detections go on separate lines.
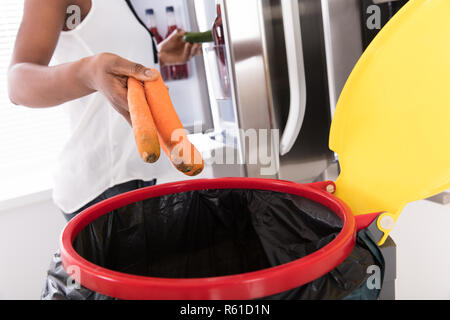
60, 178, 356, 300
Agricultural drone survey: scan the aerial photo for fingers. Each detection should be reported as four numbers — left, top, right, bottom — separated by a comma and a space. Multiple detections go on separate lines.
111, 98, 132, 125
104, 79, 132, 125
178, 29, 201, 59
121, 111, 132, 126
183, 43, 202, 61
112, 56, 159, 82
190, 43, 202, 58
112, 98, 132, 126
167, 28, 185, 41
183, 42, 193, 61
175, 28, 186, 38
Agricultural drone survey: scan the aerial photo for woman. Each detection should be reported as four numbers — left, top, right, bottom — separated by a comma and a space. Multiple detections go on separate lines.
8, 0, 201, 299
8, 0, 201, 220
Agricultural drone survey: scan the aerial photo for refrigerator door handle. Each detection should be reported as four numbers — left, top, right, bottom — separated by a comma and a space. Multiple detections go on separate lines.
279, 0, 307, 156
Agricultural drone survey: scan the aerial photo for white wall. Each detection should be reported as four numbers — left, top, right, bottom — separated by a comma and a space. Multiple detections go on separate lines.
0, 192, 448, 300
390, 200, 450, 300
0, 196, 65, 300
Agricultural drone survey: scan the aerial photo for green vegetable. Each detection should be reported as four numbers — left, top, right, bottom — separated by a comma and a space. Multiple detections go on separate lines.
183, 31, 213, 43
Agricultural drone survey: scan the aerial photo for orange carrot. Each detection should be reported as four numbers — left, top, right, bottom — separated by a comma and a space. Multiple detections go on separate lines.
160, 133, 204, 176
144, 70, 204, 176
127, 77, 161, 163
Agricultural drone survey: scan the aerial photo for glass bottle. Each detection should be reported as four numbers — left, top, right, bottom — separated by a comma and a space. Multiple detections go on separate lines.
165, 6, 189, 80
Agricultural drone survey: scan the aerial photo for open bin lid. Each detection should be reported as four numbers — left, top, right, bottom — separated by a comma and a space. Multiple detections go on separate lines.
330, 0, 450, 245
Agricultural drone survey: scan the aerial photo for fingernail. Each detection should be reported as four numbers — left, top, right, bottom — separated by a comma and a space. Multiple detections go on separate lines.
145, 69, 155, 77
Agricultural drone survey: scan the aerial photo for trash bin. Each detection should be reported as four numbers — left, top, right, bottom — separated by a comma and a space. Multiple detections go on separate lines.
43, 178, 384, 300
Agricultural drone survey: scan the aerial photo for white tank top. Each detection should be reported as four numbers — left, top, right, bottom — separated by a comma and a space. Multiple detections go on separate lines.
52, 0, 172, 213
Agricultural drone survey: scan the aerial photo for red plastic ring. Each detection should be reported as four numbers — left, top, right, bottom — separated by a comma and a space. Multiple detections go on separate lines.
60, 178, 356, 300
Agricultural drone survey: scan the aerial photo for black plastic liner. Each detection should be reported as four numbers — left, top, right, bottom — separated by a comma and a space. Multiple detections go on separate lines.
42, 189, 383, 300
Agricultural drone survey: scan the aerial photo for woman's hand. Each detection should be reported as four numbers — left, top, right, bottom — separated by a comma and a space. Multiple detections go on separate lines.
85, 53, 159, 124
158, 29, 202, 67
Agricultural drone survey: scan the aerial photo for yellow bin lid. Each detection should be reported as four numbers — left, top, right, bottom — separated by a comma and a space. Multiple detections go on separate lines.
330, 0, 450, 245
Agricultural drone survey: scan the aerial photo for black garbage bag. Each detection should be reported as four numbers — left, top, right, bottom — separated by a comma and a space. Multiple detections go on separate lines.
42, 189, 384, 300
